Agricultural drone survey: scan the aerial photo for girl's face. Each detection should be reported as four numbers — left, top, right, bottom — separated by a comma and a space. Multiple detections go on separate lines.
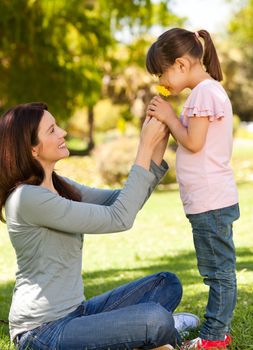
159, 60, 189, 95
32, 111, 69, 167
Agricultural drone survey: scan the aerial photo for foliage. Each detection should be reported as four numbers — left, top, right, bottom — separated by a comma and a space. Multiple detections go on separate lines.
0, 0, 184, 125
224, 0, 253, 121
233, 114, 241, 136
0, 0, 111, 119
94, 136, 139, 185
94, 134, 177, 186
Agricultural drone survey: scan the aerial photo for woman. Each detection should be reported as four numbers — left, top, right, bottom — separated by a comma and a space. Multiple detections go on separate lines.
0, 103, 198, 350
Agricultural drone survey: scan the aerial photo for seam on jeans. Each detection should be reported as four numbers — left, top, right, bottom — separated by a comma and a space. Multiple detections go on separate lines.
102, 274, 162, 312
209, 212, 223, 316
81, 338, 149, 350
29, 335, 52, 350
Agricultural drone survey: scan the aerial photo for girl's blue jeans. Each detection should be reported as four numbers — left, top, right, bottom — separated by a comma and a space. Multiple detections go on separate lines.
17, 272, 182, 350
186, 203, 240, 341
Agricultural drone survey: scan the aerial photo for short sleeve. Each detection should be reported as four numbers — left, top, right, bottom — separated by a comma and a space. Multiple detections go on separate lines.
181, 81, 227, 125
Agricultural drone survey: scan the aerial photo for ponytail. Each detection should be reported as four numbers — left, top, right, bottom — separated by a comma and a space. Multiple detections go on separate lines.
197, 30, 223, 81
146, 28, 223, 82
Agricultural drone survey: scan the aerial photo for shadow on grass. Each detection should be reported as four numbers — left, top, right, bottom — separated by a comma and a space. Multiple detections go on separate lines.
82, 249, 199, 299
1, 247, 253, 348
236, 247, 253, 272
82, 247, 253, 297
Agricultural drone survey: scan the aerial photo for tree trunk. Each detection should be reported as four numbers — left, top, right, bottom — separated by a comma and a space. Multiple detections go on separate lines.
87, 105, 95, 151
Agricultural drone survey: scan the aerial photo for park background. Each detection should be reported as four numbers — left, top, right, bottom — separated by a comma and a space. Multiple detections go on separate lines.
0, 0, 253, 348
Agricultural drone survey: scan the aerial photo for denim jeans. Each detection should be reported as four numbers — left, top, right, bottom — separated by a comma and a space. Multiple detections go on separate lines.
17, 272, 182, 350
186, 203, 240, 341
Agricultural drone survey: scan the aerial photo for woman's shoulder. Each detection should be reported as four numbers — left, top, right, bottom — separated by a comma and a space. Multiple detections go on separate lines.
6, 184, 52, 209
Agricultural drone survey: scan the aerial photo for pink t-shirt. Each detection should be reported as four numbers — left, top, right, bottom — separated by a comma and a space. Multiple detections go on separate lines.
176, 79, 238, 214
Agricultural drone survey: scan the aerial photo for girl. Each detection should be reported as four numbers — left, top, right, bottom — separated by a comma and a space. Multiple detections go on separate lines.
146, 28, 240, 350
0, 103, 199, 350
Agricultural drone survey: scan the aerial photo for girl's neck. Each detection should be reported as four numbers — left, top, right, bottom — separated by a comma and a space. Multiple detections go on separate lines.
188, 63, 212, 90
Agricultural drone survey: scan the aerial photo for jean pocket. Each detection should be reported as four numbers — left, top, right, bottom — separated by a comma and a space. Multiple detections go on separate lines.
25, 322, 60, 350
216, 204, 240, 238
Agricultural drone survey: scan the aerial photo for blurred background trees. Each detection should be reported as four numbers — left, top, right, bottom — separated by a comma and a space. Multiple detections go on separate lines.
0, 0, 182, 152
223, 0, 253, 122
0, 0, 252, 183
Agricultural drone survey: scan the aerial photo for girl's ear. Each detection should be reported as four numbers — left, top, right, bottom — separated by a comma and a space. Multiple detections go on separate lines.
175, 57, 190, 73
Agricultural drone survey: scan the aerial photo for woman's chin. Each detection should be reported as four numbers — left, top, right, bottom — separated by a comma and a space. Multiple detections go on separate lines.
59, 148, 70, 159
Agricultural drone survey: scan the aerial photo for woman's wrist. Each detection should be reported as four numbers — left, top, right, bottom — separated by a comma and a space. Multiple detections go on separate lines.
134, 145, 153, 170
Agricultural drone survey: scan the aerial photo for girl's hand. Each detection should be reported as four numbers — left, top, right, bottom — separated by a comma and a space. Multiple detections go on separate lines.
148, 97, 209, 153
135, 117, 168, 170
147, 96, 177, 127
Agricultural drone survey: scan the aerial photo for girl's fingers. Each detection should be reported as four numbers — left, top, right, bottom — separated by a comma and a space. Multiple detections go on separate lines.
147, 110, 155, 118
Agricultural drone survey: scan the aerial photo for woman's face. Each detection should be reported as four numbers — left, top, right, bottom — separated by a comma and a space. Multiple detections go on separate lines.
32, 111, 69, 167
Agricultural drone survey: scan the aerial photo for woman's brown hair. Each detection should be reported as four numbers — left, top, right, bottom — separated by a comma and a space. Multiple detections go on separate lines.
0, 102, 81, 222
146, 28, 223, 81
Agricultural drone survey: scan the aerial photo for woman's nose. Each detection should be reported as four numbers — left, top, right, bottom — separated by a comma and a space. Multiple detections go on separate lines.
59, 127, 67, 138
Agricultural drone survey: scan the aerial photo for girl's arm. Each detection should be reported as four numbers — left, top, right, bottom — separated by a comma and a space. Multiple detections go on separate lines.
147, 96, 209, 153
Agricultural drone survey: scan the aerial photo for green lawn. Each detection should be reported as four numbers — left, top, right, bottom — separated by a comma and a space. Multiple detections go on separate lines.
0, 139, 253, 349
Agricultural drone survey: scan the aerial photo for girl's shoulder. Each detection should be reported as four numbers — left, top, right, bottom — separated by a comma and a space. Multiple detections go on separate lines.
183, 79, 231, 120
191, 79, 228, 99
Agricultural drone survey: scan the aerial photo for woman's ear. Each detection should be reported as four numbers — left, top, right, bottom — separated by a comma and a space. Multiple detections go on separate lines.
31, 146, 39, 158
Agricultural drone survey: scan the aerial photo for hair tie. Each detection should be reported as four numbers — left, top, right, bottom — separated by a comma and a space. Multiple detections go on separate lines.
195, 31, 200, 39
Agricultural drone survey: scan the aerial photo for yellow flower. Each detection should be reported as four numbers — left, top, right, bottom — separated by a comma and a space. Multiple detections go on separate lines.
156, 85, 171, 97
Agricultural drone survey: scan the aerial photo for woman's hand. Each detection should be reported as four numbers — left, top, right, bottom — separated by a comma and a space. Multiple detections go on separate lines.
152, 127, 170, 166
147, 96, 177, 127
135, 117, 168, 170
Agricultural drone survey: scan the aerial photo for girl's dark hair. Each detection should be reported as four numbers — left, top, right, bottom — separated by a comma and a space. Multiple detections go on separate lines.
0, 102, 81, 222
146, 28, 223, 81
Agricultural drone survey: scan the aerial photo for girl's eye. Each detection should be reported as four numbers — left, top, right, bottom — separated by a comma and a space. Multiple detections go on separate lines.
50, 127, 55, 133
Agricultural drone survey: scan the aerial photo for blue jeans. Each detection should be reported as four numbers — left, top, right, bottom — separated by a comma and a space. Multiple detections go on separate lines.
17, 272, 182, 350
186, 203, 240, 340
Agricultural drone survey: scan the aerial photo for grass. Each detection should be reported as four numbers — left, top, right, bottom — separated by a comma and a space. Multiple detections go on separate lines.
0, 137, 253, 349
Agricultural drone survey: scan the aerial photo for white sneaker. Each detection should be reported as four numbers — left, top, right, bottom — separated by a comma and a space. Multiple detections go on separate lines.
173, 312, 200, 333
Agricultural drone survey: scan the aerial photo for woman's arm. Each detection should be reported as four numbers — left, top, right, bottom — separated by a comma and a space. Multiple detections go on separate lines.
17, 118, 168, 235
18, 165, 154, 234
147, 96, 209, 153
62, 118, 169, 206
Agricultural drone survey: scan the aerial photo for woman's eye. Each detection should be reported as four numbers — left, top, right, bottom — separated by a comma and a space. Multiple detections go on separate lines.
50, 127, 55, 133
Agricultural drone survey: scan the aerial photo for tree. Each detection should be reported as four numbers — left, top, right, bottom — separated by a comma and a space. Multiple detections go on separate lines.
0, 0, 183, 151
224, 0, 253, 121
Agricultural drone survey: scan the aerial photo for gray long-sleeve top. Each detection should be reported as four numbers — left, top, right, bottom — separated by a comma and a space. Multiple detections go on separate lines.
5, 161, 168, 340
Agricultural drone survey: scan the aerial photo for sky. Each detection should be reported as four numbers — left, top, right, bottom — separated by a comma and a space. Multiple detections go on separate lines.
170, 0, 235, 33
154, 0, 244, 35
116, 0, 243, 42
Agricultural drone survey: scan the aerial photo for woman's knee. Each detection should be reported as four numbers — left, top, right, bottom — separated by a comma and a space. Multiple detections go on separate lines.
160, 272, 182, 290
145, 303, 176, 345
158, 272, 183, 302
